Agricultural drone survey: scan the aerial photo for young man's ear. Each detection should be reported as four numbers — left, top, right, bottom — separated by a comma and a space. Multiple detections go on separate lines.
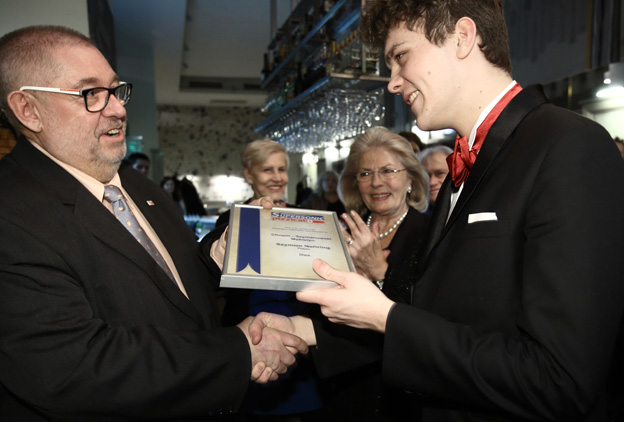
455, 17, 478, 60
6, 91, 43, 133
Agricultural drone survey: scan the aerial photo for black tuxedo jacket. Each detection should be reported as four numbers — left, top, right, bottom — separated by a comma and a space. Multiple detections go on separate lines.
0, 139, 251, 421
381, 85, 624, 421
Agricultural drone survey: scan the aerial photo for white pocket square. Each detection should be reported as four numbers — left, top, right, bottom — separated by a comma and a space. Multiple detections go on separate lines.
468, 212, 498, 224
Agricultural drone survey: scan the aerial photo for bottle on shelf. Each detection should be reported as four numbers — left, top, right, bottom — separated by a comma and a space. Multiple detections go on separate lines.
267, 49, 274, 73
326, 40, 339, 74
260, 0, 385, 120
295, 62, 304, 97
283, 71, 297, 105
261, 53, 270, 83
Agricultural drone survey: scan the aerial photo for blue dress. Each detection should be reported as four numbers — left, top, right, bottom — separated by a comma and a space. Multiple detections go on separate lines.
210, 203, 325, 416
244, 290, 324, 415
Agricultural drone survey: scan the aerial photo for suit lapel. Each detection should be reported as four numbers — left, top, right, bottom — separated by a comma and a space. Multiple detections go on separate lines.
11, 140, 206, 326
119, 171, 207, 326
74, 188, 165, 277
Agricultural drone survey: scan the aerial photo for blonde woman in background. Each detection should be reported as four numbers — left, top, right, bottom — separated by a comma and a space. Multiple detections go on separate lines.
214, 138, 289, 227
202, 138, 326, 421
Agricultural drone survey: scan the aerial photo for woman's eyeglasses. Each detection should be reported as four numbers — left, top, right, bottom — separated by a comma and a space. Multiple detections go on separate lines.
356, 168, 406, 183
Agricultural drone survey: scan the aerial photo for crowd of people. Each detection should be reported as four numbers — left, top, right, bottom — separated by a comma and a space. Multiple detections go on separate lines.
1, 0, 624, 422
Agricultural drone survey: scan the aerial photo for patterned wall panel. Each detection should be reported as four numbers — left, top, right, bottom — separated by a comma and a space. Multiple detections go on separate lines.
157, 105, 265, 205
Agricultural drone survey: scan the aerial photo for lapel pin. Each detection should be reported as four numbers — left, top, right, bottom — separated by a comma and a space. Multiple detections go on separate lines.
146, 200, 155, 206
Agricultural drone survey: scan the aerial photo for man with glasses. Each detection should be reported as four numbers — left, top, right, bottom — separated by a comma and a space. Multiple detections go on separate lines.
19, 82, 133, 112
0, 25, 306, 421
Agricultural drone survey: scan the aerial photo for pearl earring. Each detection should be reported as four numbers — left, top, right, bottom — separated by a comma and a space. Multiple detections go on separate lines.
407, 186, 412, 194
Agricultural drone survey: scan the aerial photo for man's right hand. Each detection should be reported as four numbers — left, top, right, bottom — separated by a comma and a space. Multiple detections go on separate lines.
237, 316, 308, 384
248, 313, 317, 348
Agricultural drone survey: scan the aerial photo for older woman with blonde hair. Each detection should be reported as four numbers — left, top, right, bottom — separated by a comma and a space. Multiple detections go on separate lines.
214, 138, 289, 227
202, 138, 326, 420
323, 127, 429, 420
340, 126, 429, 304
241, 138, 290, 203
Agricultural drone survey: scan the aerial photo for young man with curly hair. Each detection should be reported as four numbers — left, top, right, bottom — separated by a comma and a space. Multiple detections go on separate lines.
251, 1, 624, 421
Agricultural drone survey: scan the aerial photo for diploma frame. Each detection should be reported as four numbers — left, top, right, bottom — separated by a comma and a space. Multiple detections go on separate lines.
220, 204, 354, 291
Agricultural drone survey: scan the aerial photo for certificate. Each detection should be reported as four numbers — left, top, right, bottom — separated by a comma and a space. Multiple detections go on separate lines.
220, 204, 354, 291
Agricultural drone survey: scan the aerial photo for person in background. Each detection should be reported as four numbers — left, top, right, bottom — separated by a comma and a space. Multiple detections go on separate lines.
295, 178, 314, 206
399, 130, 425, 153
127, 151, 150, 176
0, 111, 18, 159
215, 139, 290, 228
300, 170, 346, 215
179, 175, 207, 216
202, 139, 326, 422
251, 0, 624, 420
160, 175, 186, 213
614, 136, 624, 160
418, 145, 452, 212
339, 126, 429, 303
0, 25, 306, 421
322, 126, 429, 421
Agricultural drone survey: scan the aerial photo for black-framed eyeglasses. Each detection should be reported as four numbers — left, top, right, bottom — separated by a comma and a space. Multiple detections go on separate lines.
19, 82, 132, 113
356, 168, 406, 183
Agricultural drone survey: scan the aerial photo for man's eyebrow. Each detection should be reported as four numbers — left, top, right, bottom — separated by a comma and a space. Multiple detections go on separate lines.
72, 76, 121, 90
385, 41, 406, 65
71, 78, 98, 90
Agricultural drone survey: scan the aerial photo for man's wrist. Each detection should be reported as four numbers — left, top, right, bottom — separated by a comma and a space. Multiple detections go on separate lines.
374, 299, 395, 333
290, 315, 317, 346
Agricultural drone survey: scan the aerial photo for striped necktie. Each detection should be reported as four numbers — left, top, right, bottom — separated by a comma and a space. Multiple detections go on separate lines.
103, 185, 174, 280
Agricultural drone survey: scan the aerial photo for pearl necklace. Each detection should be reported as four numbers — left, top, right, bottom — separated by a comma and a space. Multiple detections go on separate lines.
367, 209, 409, 238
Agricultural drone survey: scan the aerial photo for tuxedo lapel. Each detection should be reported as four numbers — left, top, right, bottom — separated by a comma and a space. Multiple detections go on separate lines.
419, 176, 453, 264
417, 86, 548, 270
413, 175, 453, 288
444, 86, 548, 230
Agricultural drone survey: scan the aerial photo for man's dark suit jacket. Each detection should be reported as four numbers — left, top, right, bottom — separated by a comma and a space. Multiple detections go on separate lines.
314, 86, 624, 421
0, 139, 251, 421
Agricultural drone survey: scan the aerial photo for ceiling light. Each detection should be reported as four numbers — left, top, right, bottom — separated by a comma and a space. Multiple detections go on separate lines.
324, 145, 339, 163
596, 85, 624, 98
302, 152, 318, 165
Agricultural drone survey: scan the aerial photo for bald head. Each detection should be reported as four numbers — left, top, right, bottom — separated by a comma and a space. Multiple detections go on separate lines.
0, 25, 94, 131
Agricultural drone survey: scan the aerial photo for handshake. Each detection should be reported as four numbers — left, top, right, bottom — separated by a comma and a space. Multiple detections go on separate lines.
234, 258, 395, 384
218, 198, 394, 384
237, 312, 314, 384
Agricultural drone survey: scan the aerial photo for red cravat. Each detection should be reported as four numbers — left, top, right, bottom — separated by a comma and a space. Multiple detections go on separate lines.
447, 83, 523, 187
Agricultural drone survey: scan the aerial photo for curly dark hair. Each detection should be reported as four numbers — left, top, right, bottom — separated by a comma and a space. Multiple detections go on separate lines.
360, 0, 511, 74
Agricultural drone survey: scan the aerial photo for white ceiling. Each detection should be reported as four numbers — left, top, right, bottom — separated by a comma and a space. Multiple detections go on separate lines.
110, 0, 294, 108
